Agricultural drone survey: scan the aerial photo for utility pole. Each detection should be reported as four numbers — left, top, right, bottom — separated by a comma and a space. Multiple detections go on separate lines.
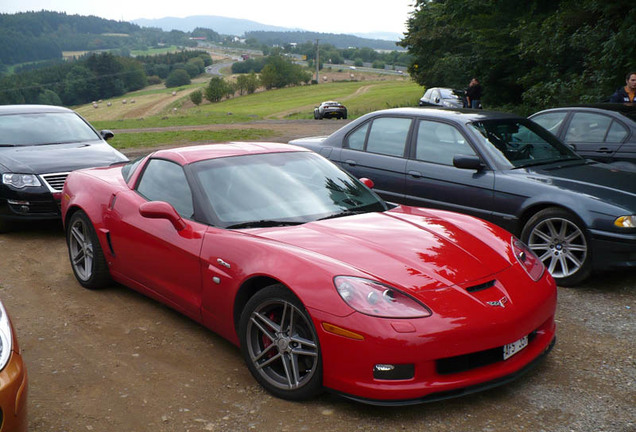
315, 39, 320, 84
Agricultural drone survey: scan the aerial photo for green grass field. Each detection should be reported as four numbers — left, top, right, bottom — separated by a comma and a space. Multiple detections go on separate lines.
83, 77, 423, 149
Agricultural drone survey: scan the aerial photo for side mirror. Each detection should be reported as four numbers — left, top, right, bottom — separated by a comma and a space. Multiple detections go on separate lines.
453, 154, 484, 171
359, 177, 375, 189
101, 130, 114, 141
139, 201, 186, 231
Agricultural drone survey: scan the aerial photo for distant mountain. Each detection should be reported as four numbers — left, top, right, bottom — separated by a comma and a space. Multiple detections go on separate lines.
132, 15, 401, 42
133, 15, 297, 35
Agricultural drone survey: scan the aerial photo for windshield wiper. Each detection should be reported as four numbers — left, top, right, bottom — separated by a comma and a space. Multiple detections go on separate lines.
317, 209, 369, 221
227, 220, 304, 229
514, 157, 582, 169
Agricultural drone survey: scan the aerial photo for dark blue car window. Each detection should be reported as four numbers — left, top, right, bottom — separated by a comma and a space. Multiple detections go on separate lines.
365, 117, 411, 157
416, 120, 475, 165
606, 120, 629, 143
565, 112, 611, 143
347, 123, 369, 150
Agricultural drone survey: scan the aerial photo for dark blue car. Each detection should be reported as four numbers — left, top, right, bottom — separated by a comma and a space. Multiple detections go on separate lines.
290, 107, 636, 286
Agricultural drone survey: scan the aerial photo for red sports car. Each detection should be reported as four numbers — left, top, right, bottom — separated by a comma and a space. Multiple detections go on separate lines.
61, 142, 557, 405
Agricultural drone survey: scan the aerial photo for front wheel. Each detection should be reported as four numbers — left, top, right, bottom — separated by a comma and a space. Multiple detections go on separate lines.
521, 207, 591, 286
66, 210, 111, 289
239, 284, 322, 401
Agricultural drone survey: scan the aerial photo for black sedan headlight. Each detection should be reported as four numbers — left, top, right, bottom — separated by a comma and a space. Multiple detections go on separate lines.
2, 173, 41, 188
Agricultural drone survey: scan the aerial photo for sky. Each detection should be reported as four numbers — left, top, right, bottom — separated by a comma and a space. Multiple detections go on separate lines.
0, 0, 416, 35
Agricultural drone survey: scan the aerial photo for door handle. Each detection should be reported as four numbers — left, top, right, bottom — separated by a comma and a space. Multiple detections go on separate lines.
597, 147, 612, 153
408, 170, 423, 178
344, 159, 357, 166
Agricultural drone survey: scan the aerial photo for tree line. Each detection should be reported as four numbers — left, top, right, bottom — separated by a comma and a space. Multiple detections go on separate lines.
400, 0, 636, 111
0, 50, 212, 106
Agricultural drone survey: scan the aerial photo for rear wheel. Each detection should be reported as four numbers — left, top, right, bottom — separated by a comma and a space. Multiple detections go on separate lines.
66, 210, 111, 289
521, 207, 591, 286
239, 284, 322, 400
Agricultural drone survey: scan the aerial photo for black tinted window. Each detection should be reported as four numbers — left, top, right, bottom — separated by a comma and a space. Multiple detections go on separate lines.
137, 159, 194, 218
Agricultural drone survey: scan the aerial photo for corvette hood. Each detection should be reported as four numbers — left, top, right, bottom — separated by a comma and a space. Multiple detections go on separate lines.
0, 141, 128, 174
251, 209, 513, 292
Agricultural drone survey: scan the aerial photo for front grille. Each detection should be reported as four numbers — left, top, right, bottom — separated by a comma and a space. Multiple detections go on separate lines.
436, 331, 538, 375
8, 200, 59, 214
41, 172, 69, 192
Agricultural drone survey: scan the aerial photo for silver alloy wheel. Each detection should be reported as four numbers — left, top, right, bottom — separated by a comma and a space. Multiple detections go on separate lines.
526, 216, 588, 279
68, 216, 94, 282
245, 298, 319, 391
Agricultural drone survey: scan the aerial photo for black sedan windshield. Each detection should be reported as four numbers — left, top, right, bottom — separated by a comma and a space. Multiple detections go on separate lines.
0, 112, 101, 146
470, 119, 582, 168
192, 152, 387, 227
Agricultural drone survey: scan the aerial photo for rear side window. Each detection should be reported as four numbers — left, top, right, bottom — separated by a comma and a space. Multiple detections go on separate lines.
364, 117, 411, 157
136, 159, 194, 218
565, 112, 614, 143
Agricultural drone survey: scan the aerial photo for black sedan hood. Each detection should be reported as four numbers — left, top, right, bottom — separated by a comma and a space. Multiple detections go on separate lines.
0, 141, 127, 174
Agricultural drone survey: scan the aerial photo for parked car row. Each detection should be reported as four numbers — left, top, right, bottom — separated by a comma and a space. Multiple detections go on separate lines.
1, 99, 634, 415
290, 107, 636, 287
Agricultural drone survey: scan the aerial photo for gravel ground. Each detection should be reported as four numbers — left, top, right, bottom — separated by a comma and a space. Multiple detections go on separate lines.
0, 120, 633, 431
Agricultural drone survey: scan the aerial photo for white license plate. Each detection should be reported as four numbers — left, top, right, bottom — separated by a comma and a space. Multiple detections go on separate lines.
503, 335, 528, 360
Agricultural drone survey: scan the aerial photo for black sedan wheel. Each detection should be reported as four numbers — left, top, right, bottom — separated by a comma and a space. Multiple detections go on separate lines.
67, 210, 111, 289
239, 284, 322, 400
521, 208, 591, 286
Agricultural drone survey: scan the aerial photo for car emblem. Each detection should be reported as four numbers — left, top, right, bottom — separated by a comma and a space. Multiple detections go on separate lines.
486, 297, 508, 308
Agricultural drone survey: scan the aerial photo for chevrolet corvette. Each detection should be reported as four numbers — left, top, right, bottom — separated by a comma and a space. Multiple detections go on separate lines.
61, 142, 556, 405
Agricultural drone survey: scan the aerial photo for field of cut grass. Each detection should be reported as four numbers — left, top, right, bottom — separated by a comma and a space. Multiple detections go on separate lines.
78, 75, 423, 149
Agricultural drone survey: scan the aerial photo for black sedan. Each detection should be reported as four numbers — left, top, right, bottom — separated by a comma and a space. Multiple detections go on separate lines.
290, 107, 636, 286
0, 104, 128, 232
530, 105, 636, 171
314, 101, 348, 120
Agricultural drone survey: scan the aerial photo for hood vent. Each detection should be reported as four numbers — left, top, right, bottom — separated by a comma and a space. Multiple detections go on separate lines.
466, 280, 496, 293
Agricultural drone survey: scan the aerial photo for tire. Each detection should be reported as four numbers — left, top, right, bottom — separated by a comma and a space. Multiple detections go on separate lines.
521, 207, 591, 286
239, 284, 322, 400
313, 110, 321, 120
66, 210, 112, 289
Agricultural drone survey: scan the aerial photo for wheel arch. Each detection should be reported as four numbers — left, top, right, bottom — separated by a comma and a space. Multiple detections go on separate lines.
233, 275, 288, 336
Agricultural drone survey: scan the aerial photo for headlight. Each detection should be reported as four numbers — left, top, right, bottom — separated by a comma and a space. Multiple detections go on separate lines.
334, 276, 431, 318
2, 173, 41, 188
512, 237, 545, 281
0, 300, 13, 370
614, 216, 636, 228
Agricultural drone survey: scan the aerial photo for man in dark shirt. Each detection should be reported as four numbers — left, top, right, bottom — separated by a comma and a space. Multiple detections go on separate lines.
466, 78, 483, 109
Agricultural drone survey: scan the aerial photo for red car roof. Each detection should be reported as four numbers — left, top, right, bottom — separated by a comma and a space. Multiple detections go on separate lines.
150, 142, 310, 165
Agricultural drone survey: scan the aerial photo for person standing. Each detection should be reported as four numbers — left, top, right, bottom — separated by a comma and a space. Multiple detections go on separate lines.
609, 72, 636, 103
466, 78, 483, 109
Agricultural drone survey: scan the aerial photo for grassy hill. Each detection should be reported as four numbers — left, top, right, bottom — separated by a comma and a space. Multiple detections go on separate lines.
77, 74, 422, 150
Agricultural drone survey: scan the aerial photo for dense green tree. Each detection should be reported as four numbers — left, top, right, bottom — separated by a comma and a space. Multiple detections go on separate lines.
189, 89, 203, 105
235, 73, 260, 95
204, 77, 233, 102
400, 0, 636, 110
165, 69, 191, 88
259, 55, 311, 89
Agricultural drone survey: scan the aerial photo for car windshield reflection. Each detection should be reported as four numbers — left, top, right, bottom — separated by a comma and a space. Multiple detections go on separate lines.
191, 152, 387, 228
470, 119, 582, 168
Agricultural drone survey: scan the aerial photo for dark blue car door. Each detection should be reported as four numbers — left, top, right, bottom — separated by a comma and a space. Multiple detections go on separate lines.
403, 119, 496, 221
336, 116, 411, 203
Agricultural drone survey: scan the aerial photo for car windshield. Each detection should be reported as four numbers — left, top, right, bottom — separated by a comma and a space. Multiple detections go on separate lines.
191, 151, 387, 228
0, 112, 101, 146
469, 118, 582, 168
440, 89, 463, 99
